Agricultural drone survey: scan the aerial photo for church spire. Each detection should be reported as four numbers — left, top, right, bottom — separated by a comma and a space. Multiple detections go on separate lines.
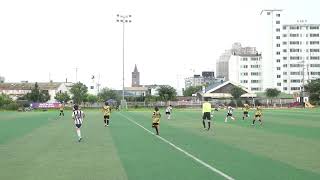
134, 64, 138, 72
132, 64, 140, 87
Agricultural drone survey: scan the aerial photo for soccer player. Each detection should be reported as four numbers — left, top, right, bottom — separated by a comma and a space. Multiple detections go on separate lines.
252, 106, 263, 126
242, 104, 250, 120
152, 106, 161, 135
225, 106, 236, 122
102, 102, 111, 127
165, 105, 173, 120
202, 98, 212, 131
72, 105, 85, 142
59, 103, 64, 117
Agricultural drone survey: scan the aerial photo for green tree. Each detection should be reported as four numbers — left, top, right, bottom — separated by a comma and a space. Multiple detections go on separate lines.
230, 86, 246, 107
54, 92, 71, 103
28, 82, 41, 102
22, 83, 51, 102
87, 94, 98, 105
40, 90, 50, 102
183, 86, 202, 96
304, 79, 320, 105
97, 88, 120, 102
145, 95, 159, 103
157, 85, 177, 101
265, 88, 281, 105
70, 82, 88, 104
0, 93, 12, 107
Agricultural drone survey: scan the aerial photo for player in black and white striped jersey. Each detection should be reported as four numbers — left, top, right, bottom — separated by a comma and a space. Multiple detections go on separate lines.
224, 106, 236, 122
72, 105, 85, 142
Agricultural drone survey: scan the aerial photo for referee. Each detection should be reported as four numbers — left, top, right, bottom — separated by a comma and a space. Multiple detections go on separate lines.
202, 98, 212, 131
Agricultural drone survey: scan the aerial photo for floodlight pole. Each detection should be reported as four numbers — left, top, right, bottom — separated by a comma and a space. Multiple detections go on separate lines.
116, 14, 132, 109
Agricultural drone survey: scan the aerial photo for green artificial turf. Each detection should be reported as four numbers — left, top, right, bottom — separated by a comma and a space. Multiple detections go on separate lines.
0, 108, 319, 180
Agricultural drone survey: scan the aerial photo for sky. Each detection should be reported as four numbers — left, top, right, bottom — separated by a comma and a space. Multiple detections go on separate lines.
0, 0, 319, 94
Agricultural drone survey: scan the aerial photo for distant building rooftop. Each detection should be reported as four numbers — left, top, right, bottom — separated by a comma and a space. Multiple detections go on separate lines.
0, 82, 64, 90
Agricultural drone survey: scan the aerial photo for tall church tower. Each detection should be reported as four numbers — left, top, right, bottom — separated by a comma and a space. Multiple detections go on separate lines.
132, 64, 140, 87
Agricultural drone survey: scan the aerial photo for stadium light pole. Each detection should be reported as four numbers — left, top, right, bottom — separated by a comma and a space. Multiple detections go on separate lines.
116, 14, 132, 109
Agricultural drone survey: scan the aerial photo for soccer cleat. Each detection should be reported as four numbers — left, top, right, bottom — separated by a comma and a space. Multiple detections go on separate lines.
107, 124, 109, 127
78, 137, 82, 142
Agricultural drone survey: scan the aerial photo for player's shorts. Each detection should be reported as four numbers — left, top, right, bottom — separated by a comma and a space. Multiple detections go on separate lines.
104, 115, 110, 119
75, 124, 82, 128
60, 110, 63, 112
165, 112, 170, 115
255, 115, 261, 118
202, 112, 211, 120
152, 123, 159, 127
227, 113, 233, 117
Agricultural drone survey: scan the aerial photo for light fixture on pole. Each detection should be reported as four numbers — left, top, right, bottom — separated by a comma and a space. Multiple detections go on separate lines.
116, 14, 132, 109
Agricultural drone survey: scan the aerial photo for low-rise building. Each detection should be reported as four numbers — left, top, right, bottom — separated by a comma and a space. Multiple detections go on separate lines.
124, 86, 149, 97
0, 82, 70, 102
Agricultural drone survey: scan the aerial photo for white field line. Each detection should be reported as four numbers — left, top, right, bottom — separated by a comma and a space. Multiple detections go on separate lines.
119, 113, 235, 180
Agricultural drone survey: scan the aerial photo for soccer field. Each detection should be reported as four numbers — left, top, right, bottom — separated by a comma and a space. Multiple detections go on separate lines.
0, 108, 319, 180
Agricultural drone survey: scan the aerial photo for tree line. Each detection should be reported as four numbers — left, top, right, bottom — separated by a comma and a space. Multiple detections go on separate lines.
1, 79, 320, 110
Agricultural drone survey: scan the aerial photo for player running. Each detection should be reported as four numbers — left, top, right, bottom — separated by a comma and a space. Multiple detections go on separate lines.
224, 106, 236, 122
72, 105, 85, 142
102, 102, 111, 127
165, 105, 173, 120
252, 106, 263, 126
202, 98, 213, 131
242, 104, 250, 120
59, 103, 64, 117
152, 107, 161, 135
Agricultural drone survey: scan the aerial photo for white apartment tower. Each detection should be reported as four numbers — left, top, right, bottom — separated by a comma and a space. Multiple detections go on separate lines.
260, 9, 283, 91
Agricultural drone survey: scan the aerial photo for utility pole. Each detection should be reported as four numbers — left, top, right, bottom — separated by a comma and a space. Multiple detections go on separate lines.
75, 67, 78, 82
97, 73, 101, 94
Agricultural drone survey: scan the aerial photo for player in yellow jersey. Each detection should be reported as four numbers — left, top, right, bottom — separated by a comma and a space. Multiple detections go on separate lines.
152, 107, 161, 135
252, 106, 263, 126
202, 98, 213, 131
242, 104, 250, 120
59, 103, 64, 117
102, 102, 111, 127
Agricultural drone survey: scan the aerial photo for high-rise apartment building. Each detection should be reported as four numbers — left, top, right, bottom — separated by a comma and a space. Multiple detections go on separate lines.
260, 9, 320, 94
